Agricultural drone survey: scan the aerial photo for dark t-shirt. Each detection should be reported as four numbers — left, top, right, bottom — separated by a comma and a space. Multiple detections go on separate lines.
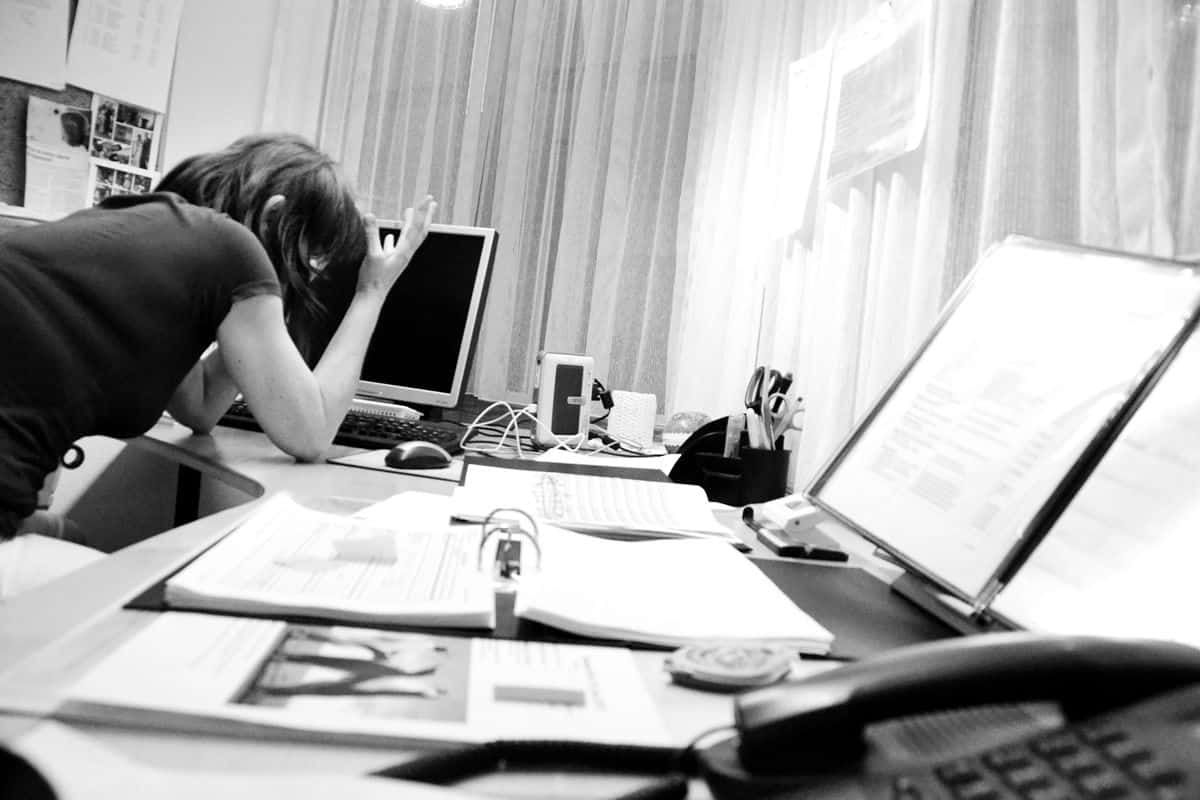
0, 193, 280, 527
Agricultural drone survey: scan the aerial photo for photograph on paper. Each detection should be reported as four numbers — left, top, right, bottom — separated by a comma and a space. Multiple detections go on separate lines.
240, 625, 471, 723
87, 95, 162, 205
59, 612, 669, 748
91, 96, 160, 169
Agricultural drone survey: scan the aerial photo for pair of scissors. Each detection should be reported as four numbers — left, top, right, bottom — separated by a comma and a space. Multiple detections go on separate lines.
744, 366, 793, 449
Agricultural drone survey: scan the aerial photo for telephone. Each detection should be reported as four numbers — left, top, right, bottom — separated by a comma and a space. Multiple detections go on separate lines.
696, 633, 1200, 799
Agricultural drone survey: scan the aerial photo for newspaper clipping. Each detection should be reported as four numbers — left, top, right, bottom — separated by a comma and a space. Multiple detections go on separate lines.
23, 96, 92, 219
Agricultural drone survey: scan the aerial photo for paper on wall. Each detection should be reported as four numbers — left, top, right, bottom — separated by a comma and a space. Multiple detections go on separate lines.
777, 39, 833, 238
67, 0, 184, 112
24, 96, 91, 219
86, 94, 162, 205
825, 0, 934, 182
0, 0, 69, 89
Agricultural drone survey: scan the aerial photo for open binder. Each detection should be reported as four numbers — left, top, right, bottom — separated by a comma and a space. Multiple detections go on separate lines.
804, 236, 1200, 638
132, 492, 834, 655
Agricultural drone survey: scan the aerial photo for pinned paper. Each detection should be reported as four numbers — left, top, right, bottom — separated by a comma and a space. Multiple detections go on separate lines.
0, 0, 69, 89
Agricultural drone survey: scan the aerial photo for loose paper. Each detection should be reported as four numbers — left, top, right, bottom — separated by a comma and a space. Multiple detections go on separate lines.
825, 0, 933, 182
87, 94, 162, 205
67, 0, 184, 112
24, 96, 91, 219
0, 0, 69, 89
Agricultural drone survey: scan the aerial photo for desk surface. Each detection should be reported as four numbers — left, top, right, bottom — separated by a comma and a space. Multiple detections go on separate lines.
4, 421, 846, 798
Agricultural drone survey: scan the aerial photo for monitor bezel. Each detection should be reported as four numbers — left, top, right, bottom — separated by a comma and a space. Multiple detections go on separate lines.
354, 221, 498, 411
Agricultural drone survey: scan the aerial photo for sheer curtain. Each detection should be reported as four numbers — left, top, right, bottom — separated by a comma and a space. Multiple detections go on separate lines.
670, 0, 1200, 488
263, 0, 1200, 483
303, 0, 708, 404
671, 0, 973, 485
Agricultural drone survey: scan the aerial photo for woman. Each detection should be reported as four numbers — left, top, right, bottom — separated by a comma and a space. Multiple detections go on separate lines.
0, 133, 435, 594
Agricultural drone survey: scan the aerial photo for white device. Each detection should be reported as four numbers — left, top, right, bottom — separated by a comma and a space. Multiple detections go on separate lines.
758, 493, 824, 534
534, 352, 593, 448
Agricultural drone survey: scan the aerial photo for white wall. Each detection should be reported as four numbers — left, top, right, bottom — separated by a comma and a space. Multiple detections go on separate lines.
161, 0, 281, 171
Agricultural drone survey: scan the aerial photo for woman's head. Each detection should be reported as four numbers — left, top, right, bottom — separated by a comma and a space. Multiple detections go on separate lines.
154, 134, 366, 333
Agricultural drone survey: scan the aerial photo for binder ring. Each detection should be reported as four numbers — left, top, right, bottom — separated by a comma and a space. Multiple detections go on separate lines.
477, 508, 543, 573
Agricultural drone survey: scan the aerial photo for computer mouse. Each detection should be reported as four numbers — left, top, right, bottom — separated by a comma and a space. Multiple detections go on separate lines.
385, 440, 453, 469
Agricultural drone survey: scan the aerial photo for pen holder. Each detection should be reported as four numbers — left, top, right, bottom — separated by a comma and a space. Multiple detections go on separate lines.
668, 417, 790, 505
735, 447, 790, 504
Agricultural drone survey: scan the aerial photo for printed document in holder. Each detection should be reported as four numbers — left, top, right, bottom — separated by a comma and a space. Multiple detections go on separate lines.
989, 308, 1200, 648
803, 236, 1200, 620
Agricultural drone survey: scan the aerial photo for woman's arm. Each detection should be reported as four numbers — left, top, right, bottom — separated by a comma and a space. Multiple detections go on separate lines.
208, 197, 437, 461
166, 347, 240, 433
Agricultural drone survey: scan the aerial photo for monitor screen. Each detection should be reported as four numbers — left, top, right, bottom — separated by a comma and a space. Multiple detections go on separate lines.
355, 222, 497, 411
805, 237, 1200, 603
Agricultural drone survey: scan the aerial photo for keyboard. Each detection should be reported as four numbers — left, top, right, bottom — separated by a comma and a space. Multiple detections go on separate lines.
218, 400, 464, 455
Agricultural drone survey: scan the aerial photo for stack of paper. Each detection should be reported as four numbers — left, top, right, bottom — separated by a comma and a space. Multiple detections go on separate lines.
354, 493, 834, 654
517, 523, 835, 654
164, 494, 495, 629
451, 461, 742, 546
166, 492, 833, 655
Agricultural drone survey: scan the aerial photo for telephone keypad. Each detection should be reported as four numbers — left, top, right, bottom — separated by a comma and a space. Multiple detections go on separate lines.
911, 722, 1188, 800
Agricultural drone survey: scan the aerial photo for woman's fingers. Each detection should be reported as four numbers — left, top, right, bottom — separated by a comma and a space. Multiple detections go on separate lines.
363, 213, 382, 257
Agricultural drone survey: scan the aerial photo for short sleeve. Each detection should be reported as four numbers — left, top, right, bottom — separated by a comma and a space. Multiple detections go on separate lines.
205, 214, 282, 315
232, 278, 283, 302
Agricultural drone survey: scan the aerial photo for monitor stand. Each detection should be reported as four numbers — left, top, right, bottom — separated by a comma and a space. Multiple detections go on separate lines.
889, 572, 1001, 635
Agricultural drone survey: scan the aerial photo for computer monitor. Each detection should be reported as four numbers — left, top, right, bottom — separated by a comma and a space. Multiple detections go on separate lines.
304, 221, 496, 417
352, 222, 498, 413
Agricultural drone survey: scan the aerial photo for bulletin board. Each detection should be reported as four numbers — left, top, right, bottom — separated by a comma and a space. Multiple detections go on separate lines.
0, 1, 84, 207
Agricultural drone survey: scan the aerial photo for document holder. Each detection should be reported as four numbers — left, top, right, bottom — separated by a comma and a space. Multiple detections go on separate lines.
668, 416, 788, 505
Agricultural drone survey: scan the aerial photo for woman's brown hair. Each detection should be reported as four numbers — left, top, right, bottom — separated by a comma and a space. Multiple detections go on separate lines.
155, 134, 366, 358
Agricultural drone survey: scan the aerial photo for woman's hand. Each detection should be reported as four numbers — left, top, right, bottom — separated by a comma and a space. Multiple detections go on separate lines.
358, 195, 437, 295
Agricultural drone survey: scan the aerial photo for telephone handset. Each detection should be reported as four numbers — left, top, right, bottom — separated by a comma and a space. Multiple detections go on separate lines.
697, 633, 1200, 799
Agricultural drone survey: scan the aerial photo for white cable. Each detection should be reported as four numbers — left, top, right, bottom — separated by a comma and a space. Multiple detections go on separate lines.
460, 401, 589, 458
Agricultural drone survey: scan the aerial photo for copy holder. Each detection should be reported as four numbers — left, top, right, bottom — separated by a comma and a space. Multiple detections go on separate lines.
478, 508, 542, 583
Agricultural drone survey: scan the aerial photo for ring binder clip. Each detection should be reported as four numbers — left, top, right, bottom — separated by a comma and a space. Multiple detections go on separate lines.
478, 508, 543, 583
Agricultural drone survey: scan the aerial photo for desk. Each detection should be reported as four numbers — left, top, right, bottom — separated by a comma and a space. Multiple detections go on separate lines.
0, 421, 794, 799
